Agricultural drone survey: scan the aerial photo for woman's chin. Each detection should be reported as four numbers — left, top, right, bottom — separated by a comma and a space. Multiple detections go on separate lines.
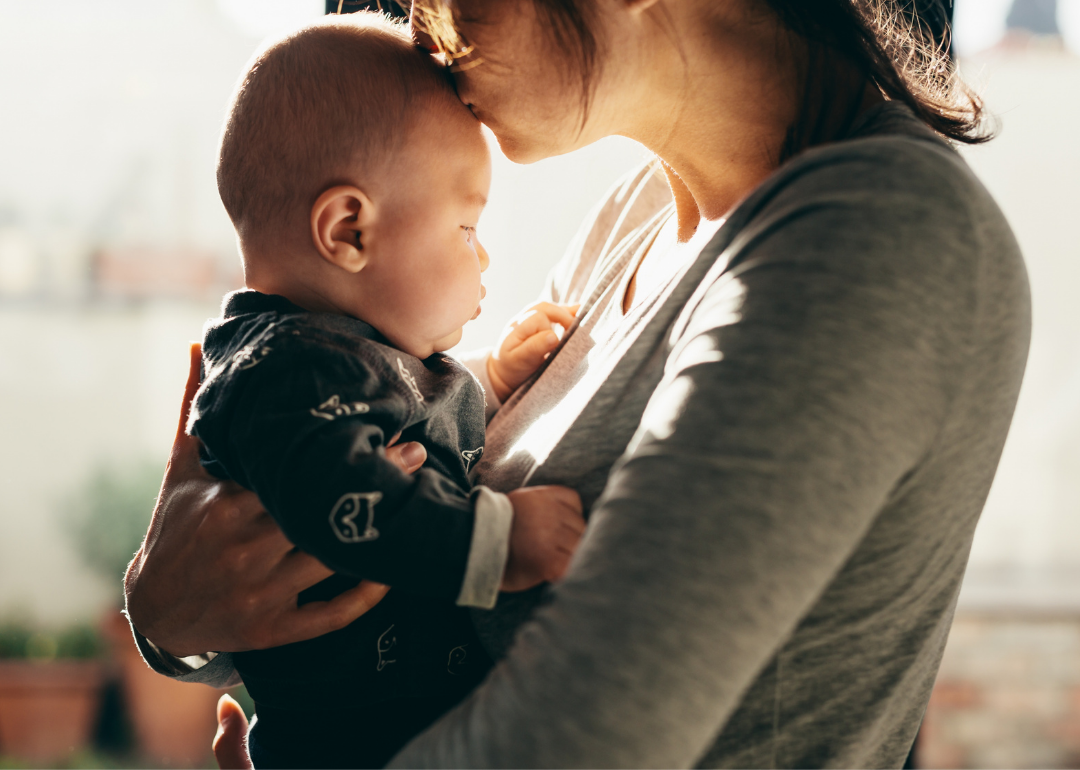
490, 128, 555, 165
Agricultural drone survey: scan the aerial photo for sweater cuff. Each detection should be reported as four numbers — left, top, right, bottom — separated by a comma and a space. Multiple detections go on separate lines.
456, 486, 514, 609
124, 609, 216, 675
460, 347, 503, 421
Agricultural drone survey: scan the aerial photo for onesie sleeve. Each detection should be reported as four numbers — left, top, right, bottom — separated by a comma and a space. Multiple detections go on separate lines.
194, 341, 479, 600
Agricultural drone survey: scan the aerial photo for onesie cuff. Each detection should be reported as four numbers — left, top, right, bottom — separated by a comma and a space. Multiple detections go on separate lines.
459, 347, 503, 421
457, 486, 514, 609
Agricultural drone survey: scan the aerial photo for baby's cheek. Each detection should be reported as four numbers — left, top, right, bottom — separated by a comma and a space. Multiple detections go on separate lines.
412, 281, 471, 339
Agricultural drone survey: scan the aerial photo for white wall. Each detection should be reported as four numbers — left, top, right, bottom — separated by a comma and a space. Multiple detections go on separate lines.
956, 46, 1080, 607
0, 301, 219, 623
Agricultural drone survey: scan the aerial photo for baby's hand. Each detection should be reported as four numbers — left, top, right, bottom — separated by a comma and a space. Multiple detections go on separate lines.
487, 302, 578, 402
501, 485, 585, 593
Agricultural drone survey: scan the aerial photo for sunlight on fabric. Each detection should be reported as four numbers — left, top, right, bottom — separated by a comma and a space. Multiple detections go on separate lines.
505, 335, 606, 471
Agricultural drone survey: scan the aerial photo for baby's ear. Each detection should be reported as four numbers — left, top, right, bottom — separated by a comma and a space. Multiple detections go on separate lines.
310, 186, 376, 273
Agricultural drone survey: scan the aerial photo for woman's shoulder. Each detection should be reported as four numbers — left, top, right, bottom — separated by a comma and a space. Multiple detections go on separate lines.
763, 103, 992, 227
720, 102, 1020, 288
672, 102, 1027, 369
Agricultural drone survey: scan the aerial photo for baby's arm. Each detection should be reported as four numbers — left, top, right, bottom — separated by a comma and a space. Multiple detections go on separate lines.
196, 345, 583, 605
486, 302, 578, 402
198, 346, 478, 600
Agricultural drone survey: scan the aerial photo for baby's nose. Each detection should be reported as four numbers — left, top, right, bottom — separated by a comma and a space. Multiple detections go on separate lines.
476, 239, 490, 271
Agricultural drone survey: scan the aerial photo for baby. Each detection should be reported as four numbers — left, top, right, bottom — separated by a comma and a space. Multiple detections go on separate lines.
188, 13, 583, 768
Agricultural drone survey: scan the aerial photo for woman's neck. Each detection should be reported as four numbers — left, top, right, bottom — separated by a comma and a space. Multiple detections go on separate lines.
612, 1, 877, 241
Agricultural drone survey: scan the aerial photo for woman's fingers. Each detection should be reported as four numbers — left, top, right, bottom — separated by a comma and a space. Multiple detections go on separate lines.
277, 580, 391, 646
169, 342, 206, 477
277, 547, 336, 597
213, 694, 252, 770
385, 441, 427, 474
385, 432, 426, 474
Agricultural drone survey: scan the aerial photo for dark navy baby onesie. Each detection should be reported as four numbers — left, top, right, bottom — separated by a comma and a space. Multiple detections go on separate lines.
189, 290, 493, 768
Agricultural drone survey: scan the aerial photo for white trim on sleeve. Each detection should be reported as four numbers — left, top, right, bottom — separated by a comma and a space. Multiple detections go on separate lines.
456, 486, 514, 609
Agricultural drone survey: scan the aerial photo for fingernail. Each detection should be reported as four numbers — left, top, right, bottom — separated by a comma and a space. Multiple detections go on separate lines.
547, 332, 558, 345
401, 442, 426, 467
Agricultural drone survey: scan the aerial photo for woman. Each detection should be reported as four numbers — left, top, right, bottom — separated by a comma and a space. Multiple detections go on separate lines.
124, 0, 1030, 766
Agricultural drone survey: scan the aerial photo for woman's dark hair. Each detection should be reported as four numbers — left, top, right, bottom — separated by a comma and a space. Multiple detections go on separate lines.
416, 0, 989, 157
763, 0, 990, 156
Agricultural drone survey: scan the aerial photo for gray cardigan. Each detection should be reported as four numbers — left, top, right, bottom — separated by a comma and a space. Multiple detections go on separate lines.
135, 103, 1030, 768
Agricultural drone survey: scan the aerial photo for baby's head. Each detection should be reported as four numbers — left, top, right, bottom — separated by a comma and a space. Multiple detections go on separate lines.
218, 13, 491, 358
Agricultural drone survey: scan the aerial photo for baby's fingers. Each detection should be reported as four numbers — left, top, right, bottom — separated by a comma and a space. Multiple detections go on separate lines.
544, 547, 575, 583
505, 307, 555, 345
532, 302, 578, 329
515, 329, 561, 367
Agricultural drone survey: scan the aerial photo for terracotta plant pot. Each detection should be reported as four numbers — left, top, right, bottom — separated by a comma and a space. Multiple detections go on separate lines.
0, 659, 105, 763
103, 610, 221, 768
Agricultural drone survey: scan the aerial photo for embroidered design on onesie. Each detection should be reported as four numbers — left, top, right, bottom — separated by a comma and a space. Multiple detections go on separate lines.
461, 447, 483, 472
310, 394, 370, 421
397, 358, 425, 403
234, 343, 272, 370
376, 625, 397, 671
329, 492, 382, 543
447, 644, 468, 675
233, 323, 276, 370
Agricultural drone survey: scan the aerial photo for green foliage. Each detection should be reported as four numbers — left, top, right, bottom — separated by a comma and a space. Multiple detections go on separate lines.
0, 621, 103, 660
0, 748, 167, 769
62, 460, 164, 597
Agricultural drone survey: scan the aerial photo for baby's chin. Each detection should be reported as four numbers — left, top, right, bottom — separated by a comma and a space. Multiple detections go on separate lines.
430, 327, 464, 355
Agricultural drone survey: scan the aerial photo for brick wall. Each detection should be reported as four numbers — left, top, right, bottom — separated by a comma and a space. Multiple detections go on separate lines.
919, 614, 1080, 768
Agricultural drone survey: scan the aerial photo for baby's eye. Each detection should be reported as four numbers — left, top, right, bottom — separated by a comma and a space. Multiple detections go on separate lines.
462, 226, 476, 242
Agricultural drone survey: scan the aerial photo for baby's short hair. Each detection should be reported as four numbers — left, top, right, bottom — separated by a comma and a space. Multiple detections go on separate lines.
218, 13, 453, 238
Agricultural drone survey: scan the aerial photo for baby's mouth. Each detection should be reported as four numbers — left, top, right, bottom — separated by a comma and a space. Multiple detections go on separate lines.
471, 285, 485, 319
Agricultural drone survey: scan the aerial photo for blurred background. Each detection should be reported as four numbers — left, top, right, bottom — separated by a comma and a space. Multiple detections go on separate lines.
0, 0, 1076, 766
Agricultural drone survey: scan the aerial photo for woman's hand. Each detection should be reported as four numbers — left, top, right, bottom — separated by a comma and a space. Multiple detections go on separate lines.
214, 694, 253, 770
487, 302, 578, 401
123, 343, 427, 657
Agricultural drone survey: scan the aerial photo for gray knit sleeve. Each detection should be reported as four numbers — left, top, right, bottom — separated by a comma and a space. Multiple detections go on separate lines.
126, 611, 241, 688
388, 142, 999, 768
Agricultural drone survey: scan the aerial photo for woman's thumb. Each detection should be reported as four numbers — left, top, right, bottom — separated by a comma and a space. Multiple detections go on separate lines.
214, 694, 252, 770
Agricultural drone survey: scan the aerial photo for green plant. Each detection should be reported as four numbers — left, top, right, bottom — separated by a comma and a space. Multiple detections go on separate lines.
63, 460, 164, 599
0, 621, 103, 661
